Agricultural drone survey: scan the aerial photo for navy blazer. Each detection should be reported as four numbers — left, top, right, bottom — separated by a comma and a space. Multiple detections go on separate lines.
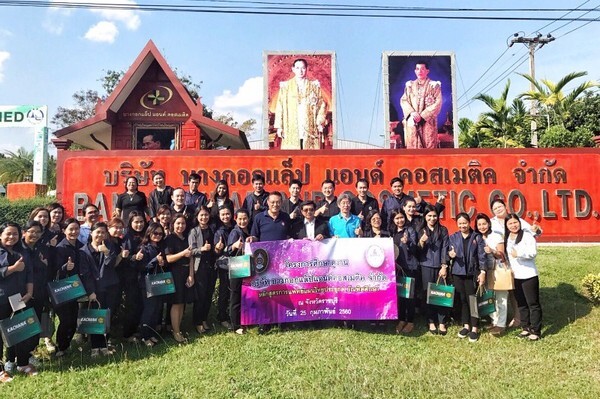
417, 224, 449, 269
392, 226, 418, 272
448, 230, 487, 276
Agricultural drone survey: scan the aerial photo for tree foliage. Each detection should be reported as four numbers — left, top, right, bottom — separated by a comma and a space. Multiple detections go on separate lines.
519, 71, 598, 128
213, 112, 257, 137
0, 148, 57, 189
460, 80, 531, 148
539, 125, 594, 148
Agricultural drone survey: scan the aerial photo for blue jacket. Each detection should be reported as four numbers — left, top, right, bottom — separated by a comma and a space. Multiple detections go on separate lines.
392, 226, 418, 272
417, 224, 449, 269
79, 242, 119, 294
448, 230, 487, 276
0, 245, 32, 305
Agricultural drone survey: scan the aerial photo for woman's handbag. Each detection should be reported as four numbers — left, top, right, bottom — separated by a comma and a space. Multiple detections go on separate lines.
426, 277, 455, 308
77, 300, 110, 335
487, 262, 514, 291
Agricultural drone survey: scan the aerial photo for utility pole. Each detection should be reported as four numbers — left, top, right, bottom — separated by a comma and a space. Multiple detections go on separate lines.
509, 32, 555, 147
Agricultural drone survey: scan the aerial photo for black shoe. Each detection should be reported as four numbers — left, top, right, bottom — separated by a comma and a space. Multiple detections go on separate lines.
258, 324, 271, 334
457, 328, 469, 339
429, 327, 438, 335
468, 331, 480, 342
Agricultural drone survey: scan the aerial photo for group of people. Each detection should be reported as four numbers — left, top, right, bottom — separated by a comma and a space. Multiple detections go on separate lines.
0, 172, 544, 382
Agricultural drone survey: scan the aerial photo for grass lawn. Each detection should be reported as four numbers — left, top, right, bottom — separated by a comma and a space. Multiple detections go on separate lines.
3, 247, 600, 398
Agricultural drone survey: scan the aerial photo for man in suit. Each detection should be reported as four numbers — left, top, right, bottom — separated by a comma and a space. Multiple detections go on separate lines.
291, 201, 329, 241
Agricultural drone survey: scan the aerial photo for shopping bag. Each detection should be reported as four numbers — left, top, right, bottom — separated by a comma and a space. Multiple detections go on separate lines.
77, 301, 110, 335
0, 307, 42, 347
426, 277, 455, 308
487, 262, 514, 291
396, 276, 415, 299
47, 274, 87, 307
469, 286, 496, 318
145, 271, 176, 298
229, 254, 252, 279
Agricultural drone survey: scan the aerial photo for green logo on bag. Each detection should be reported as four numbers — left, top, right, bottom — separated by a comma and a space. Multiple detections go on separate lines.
488, 299, 494, 304
27, 317, 35, 325
446, 293, 452, 298
72, 281, 80, 287
97, 317, 105, 324
166, 279, 172, 284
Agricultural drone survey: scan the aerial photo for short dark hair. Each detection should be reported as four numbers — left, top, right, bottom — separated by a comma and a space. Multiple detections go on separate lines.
301, 201, 316, 210
189, 173, 201, 182
268, 191, 283, 200
321, 179, 335, 189
356, 178, 369, 188
293, 58, 308, 68
289, 179, 303, 189
390, 177, 404, 187
252, 173, 265, 183
416, 60, 429, 69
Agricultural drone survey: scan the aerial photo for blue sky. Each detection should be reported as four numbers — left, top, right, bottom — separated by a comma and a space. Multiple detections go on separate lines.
0, 1, 599, 154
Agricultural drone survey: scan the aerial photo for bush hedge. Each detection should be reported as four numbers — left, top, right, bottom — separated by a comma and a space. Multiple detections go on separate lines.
0, 196, 56, 226
582, 273, 600, 304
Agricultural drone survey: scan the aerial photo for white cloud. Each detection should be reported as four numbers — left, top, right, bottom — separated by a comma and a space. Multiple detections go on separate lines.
85, 21, 119, 43
90, 0, 141, 31
212, 76, 263, 123
47, 1, 141, 40
0, 51, 10, 83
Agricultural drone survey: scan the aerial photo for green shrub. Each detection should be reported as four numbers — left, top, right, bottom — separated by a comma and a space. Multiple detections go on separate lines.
582, 273, 600, 304
0, 196, 56, 226
539, 125, 594, 148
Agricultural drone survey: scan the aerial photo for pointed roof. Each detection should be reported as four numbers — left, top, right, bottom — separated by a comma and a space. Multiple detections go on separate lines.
54, 40, 248, 150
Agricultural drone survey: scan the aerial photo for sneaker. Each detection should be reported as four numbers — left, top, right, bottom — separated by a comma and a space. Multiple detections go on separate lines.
44, 338, 57, 353
3, 361, 16, 374
468, 331, 480, 342
91, 348, 100, 358
518, 330, 531, 339
100, 347, 116, 356
0, 370, 13, 383
220, 321, 233, 330
457, 328, 470, 339
489, 326, 506, 336
17, 364, 38, 376
402, 322, 415, 334
234, 328, 245, 335
28, 356, 42, 368
528, 334, 541, 341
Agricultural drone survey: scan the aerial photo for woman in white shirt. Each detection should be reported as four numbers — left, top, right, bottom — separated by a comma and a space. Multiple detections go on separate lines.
504, 214, 542, 341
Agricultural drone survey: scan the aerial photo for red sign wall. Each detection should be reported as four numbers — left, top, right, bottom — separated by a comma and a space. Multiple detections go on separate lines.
57, 148, 600, 242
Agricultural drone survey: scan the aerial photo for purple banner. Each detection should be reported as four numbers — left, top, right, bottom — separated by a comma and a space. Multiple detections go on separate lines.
241, 237, 397, 325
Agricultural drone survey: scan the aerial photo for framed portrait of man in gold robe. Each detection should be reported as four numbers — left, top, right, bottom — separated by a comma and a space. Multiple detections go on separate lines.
383, 52, 457, 150
264, 52, 336, 150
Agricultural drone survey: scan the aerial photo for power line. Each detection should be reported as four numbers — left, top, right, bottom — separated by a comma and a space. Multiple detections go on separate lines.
2, 1, 600, 20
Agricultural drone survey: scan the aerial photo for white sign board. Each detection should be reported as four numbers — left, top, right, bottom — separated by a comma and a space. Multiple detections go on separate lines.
0, 105, 48, 184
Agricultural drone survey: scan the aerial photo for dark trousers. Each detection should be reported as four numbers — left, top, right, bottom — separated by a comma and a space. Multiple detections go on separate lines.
54, 301, 79, 352
193, 266, 217, 325
453, 274, 478, 328
514, 276, 542, 335
119, 270, 141, 338
421, 266, 449, 325
229, 277, 243, 329
0, 303, 35, 367
139, 287, 162, 340
217, 268, 230, 322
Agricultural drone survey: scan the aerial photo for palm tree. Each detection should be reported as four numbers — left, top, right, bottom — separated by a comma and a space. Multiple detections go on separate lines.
519, 71, 598, 127
0, 147, 34, 184
471, 80, 531, 148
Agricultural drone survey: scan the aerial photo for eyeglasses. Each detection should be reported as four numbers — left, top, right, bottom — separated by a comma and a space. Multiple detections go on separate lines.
151, 232, 164, 237
302, 208, 315, 212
